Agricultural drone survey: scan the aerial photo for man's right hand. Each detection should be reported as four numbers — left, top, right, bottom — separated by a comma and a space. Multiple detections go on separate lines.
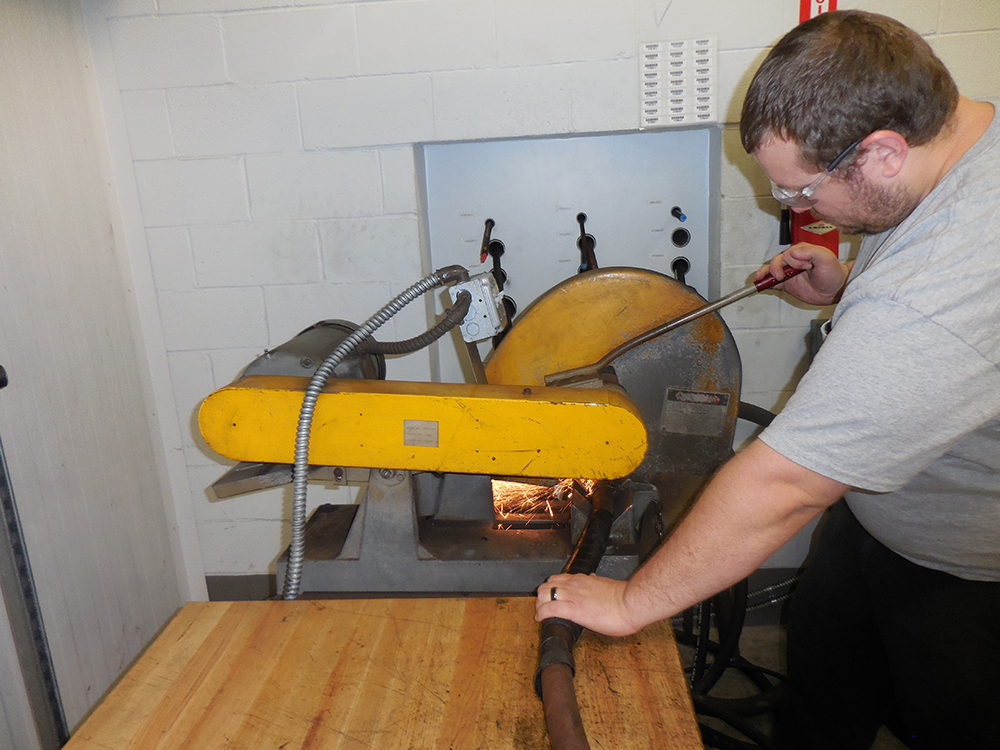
755, 243, 850, 306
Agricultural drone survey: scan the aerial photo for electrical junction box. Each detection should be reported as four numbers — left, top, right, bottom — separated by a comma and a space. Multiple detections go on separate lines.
420, 126, 721, 384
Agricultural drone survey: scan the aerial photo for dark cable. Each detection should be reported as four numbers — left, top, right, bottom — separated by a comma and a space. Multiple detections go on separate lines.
357, 291, 471, 355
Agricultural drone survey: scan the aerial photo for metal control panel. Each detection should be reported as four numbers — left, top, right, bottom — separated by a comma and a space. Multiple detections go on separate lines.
421, 126, 720, 383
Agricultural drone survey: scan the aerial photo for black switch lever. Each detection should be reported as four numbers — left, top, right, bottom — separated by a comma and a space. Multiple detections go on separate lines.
576, 213, 598, 273
480, 219, 517, 348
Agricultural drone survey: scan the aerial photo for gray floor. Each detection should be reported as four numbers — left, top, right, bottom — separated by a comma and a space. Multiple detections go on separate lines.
677, 622, 910, 749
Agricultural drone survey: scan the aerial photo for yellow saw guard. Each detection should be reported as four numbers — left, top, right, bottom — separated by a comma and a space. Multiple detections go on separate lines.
199, 375, 648, 480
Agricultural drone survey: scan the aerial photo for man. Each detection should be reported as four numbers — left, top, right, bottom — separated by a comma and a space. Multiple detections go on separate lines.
535, 11, 1000, 749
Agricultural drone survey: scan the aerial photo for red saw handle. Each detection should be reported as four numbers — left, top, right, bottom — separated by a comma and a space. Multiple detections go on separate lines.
754, 265, 805, 292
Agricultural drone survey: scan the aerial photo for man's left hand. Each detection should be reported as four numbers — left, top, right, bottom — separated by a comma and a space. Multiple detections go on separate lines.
534, 573, 639, 637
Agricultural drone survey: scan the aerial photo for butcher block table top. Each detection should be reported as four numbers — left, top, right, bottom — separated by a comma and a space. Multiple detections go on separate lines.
64, 598, 702, 749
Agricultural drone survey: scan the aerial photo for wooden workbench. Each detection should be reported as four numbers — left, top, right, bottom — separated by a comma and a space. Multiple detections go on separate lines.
64, 598, 702, 749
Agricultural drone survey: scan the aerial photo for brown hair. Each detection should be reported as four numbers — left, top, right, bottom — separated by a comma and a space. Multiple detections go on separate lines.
740, 11, 958, 170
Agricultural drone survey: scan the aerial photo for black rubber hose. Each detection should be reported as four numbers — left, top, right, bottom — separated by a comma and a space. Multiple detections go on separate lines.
357, 291, 471, 355
694, 580, 749, 694
535, 482, 615, 750
737, 401, 776, 428
693, 696, 773, 747
698, 722, 761, 750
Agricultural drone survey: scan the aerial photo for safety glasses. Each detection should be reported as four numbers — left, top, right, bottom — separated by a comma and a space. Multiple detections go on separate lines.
770, 138, 863, 207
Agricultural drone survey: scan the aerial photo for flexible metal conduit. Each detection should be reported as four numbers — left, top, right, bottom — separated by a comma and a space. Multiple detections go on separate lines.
357, 292, 471, 355
282, 265, 469, 600
535, 482, 615, 750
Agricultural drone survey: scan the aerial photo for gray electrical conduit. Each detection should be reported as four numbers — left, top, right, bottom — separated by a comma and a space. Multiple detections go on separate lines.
282, 265, 470, 600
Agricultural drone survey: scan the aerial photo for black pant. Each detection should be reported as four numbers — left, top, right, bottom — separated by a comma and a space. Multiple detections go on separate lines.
772, 500, 1000, 750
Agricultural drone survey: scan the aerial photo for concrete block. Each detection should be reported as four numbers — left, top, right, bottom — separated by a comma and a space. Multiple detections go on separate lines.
496, 0, 634, 66
840, 0, 940, 34
380, 147, 418, 215
146, 226, 196, 291
195, 518, 286, 574
569, 59, 639, 133
109, 16, 227, 90
636, 0, 786, 51
158, 288, 267, 351
168, 84, 301, 157
210, 347, 268, 386
120, 90, 173, 160
357, 0, 493, 75
160, 0, 281, 13
100, 0, 156, 18
184, 439, 224, 468
381, 347, 433, 382
717, 264, 783, 331
134, 158, 248, 227
167, 350, 216, 419
222, 7, 359, 83
779, 294, 830, 329
191, 221, 322, 287
732, 327, 811, 395
720, 48, 768, 125
299, 76, 435, 149
320, 216, 422, 284
384, 281, 439, 381
938, 0, 1000, 32
721, 125, 768, 199
246, 150, 382, 221
263, 280, 396, 346
433, 67, 572, 141
930, 31, 1000, 100
720, 196, 780, 267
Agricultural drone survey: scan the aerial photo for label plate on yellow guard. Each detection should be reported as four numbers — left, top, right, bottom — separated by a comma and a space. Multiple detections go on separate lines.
403, 419, 439, 448
199, 375, 648, 480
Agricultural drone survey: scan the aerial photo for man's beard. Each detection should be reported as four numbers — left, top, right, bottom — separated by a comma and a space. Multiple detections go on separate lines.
820, 177, 921, 236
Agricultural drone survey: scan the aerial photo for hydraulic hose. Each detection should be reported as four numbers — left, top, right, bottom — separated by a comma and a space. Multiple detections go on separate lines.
282, 265, 469, 600
535, 482, 615, 750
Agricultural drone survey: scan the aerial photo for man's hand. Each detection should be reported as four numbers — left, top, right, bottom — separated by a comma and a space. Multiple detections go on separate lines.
533, 441, 848, 641
756, 243, 850, 306
535, 573, 640, 637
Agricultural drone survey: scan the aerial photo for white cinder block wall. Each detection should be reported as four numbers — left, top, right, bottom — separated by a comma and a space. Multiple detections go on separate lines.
83, 0, 1000, 578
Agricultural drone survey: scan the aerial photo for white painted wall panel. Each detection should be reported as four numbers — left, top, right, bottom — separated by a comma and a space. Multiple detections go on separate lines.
1, 0, 190, 729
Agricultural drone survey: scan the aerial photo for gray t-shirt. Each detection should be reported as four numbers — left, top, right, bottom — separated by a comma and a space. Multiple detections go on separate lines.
760, 101, 1000, 581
